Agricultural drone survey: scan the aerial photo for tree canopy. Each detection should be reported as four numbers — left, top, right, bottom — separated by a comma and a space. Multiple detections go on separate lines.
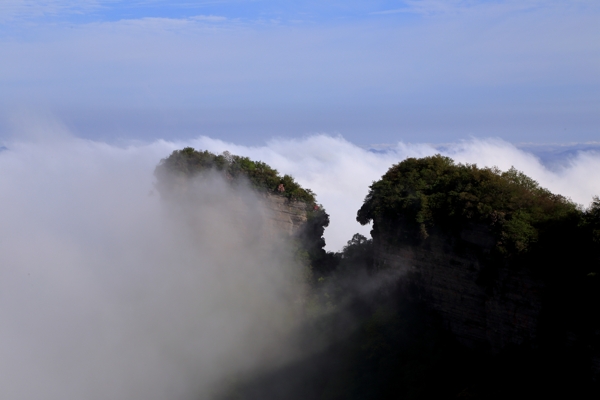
357, 154, 579, 256
154, 147, 316, 203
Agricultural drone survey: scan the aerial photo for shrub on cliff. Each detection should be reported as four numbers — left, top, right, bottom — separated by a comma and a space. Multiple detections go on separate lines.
357, 155, 579, 256
154, 147, 316, 203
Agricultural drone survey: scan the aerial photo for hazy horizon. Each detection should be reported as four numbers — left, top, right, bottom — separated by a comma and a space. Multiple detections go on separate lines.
2, 126, 599, 251
2, 1, 599, 145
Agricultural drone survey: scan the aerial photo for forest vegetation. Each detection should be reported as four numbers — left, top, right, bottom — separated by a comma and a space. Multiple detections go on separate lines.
358, 155, 578, 254
358, 155, 600, 277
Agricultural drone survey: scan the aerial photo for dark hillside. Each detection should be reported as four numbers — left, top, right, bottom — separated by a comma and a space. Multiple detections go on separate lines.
356, 155, 600, 395
219, 156, 599, 399
357, 154, 581, 260
155, 152, 600, 398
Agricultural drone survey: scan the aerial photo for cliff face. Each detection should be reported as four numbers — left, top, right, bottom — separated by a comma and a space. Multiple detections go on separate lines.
262, 193, 309, 236
359, 155, 600, 381
373, 224, 600, 383
375, 226, 544, 352
157, 179, 312, 242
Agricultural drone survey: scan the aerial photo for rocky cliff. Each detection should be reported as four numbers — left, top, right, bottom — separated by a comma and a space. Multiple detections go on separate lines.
375, 225, 545, 352
359, 155, 600, 377
262, 193, 309, 236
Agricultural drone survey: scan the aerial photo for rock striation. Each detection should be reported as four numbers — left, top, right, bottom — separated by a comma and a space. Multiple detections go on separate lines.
262, 193, 309, 236
376, 226, 600, 381
375, 226, 545, 352
359, 155, 600, 380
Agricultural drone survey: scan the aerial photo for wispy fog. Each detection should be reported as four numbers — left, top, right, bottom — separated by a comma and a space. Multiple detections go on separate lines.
0, 131, 599, 399
0, 138, 307, 399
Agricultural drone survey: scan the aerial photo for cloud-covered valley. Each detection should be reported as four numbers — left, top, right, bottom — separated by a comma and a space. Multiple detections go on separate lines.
0, 132, 599, 399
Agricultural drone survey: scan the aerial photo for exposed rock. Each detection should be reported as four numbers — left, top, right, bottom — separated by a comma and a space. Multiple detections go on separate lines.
359, 155, 600, 379
375, 227, 544, 352
262, 193, 309, 236
374, 225, 600, 384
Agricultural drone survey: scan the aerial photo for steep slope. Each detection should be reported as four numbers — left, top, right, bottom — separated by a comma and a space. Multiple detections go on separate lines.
358, 155, 600, 370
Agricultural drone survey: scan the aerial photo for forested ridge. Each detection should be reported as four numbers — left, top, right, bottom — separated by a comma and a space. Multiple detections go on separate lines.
156, 150, 600, 399
357, 155, 600, 288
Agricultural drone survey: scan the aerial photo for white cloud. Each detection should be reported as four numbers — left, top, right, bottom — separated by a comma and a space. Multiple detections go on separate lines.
2, 2, 599, 113
393, 0, 599, 17
2, 112, 599, 250
191, 15, 227, 22
0, 0, 104, 21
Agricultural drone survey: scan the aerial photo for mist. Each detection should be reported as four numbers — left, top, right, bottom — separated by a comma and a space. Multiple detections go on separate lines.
0, 138, 308, 400
1, 131, 599, 399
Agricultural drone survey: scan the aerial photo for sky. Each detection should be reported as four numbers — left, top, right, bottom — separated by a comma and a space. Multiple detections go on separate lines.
1, 0, 599, 145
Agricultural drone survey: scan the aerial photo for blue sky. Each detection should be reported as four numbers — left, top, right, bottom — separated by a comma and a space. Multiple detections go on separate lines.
1, 1, 439, 23
1, 1, 599, 145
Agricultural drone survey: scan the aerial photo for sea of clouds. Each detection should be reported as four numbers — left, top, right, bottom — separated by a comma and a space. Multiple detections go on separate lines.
2, 128, 599, 251
1, 128, 599, 399
178, 134, 600, 250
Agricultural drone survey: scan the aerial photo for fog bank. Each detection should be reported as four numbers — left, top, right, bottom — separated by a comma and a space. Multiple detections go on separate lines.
0, 139, 306, 400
